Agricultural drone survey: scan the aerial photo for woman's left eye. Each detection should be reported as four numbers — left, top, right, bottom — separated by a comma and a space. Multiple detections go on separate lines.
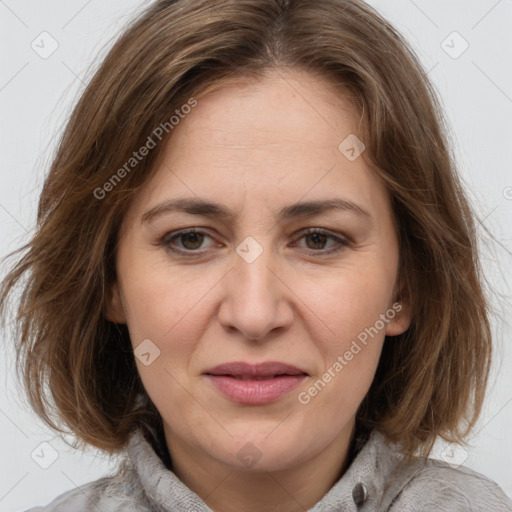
159, 228, 349, 256
292, 228, 349, 254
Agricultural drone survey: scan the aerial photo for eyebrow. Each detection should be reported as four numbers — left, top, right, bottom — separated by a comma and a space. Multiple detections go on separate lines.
140, 197, 372, 224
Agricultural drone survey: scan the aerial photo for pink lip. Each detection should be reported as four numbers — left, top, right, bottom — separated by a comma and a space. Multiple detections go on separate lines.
204, 361, 308, 405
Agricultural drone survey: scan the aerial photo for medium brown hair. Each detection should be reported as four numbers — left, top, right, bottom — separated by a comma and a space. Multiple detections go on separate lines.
0, 0, 492, 458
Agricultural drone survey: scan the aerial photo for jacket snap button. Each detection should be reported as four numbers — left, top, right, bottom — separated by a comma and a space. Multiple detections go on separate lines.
352, 482, 368, 507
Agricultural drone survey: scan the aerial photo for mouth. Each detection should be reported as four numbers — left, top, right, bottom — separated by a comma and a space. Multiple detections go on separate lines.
203, 361, 308, 404
204, 361, 308, 379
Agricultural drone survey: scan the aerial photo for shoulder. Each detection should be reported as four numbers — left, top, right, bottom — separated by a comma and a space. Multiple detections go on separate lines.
22, 460, 151, 512
358, 430, 512, 512
390, 458, 512, 512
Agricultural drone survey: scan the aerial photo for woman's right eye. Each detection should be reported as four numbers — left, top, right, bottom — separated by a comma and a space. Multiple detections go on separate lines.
160, 229, 217, 254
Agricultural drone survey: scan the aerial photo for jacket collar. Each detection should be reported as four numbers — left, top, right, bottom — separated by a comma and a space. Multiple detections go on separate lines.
127, 426, 424, 511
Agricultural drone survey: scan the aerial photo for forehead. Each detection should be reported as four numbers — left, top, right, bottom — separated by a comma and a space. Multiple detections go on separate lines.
123, 68, 389, 226
181, 68, 361, 153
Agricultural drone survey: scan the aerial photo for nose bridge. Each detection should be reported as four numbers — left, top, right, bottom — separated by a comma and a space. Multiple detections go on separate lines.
218, 236, 292, 340
234, 236, 278, 310
236, 240, 275, 301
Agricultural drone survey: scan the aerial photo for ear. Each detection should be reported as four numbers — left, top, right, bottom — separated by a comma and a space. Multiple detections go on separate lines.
105, 281, 127, 324
385, 280, 412, 336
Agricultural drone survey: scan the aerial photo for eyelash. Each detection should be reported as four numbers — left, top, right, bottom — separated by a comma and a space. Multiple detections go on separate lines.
159, 227, 350, 257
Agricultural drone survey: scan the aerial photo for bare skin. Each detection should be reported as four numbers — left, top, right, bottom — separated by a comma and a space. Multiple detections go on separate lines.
107, 68, 412, 512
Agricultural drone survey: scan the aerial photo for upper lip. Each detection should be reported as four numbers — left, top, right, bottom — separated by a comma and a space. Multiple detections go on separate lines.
204, 361, 308, 378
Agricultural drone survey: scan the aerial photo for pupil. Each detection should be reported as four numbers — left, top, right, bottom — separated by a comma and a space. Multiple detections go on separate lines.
182, 233, 203, 249
307, 233, 326, 249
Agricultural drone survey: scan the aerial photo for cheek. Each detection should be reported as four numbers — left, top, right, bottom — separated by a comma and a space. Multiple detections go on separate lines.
293, 300, 386, 459
292, 259, 393, 402
296, 261, 397, 348
298, 345, 383, 434
118, 257, 217, 347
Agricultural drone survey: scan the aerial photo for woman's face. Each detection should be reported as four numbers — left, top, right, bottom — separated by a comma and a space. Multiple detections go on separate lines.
108, 68, 411, 473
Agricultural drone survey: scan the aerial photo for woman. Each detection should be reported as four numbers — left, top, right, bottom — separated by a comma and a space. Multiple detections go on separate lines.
2, 0, 511, 510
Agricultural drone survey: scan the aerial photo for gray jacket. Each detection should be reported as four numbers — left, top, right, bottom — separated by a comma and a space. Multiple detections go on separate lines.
26, 428, 512, 511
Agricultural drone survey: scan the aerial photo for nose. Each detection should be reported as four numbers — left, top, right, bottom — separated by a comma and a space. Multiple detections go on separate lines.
217, 246, 294, 342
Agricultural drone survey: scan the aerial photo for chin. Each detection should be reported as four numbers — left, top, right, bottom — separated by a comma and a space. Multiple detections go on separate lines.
210, 424, 322, 472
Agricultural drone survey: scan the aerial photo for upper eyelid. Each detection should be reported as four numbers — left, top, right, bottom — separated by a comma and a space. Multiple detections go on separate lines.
166, 227, 342, 240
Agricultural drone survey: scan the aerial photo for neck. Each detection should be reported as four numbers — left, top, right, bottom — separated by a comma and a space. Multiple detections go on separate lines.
163, 421, 356, 512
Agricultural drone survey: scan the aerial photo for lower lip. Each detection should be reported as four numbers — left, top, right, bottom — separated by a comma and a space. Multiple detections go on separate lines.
205, 375, 307, 404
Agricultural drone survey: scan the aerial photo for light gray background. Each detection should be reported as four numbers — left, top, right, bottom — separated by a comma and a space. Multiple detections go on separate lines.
1, 1, 511, 510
